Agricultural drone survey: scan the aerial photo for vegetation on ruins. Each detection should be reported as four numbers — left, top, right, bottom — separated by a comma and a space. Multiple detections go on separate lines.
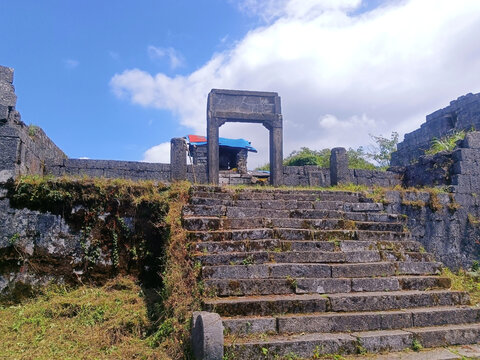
363, 132, 399, 169
257, 132, 399, 171
1, 177, 199, 359
425, 129, 467, 155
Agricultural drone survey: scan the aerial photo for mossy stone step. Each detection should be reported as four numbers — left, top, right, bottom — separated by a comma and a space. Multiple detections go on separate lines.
195, 250, 434, 266
187, 228, 412, 242
182, 216, 405, 232
192, 190, 364, 202
224, 323, 480, 358
184, 204, 394, 220
194, 239, 423, 254
204, 276, 451, 297
222, 306, 480, 336
204, 290, 469, 317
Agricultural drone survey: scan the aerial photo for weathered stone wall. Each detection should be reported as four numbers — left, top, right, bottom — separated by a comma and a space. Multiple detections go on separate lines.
0, 186, 81, 293
0, 179, 168, 297
391, 92, 480, 167
0, 66, 66, 183
384, 190, 480, 270
401, 131, 480, 192
46, 159, 171, 182
282, 166, 401, 187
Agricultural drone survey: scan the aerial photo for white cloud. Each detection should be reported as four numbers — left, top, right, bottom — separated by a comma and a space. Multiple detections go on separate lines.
142, 142, 170, 163
111, 0, 480, 167
64, 59, 79, 69
148, 46, 184, 69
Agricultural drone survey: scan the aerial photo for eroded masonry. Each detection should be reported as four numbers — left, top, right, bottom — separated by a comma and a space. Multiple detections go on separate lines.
1, 65, 479, 283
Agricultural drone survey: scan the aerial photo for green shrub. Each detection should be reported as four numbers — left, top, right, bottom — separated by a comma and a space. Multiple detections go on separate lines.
425, 130, 466, 155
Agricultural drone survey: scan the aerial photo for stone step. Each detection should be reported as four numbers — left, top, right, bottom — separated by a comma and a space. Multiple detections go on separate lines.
409, 323, 480, 348
201, 262, 441, 280
194, 239, 423, 254
195, 250, 433, 266
187, 228, 412, 242
204, 290, 469, 316
205, 276, 451, 297
222, 306, 480, 335
224, 324, 480, 358
192, 190, 364, 202
182, 216, 405, 232
189, 197, 358, 210
184, 204, 394, 220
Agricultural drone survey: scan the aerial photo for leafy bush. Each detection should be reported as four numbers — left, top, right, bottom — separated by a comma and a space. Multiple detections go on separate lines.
283, 148, 331, 167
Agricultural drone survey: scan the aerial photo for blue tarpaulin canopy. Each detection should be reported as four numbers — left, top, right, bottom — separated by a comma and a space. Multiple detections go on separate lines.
186, 135, 257, 153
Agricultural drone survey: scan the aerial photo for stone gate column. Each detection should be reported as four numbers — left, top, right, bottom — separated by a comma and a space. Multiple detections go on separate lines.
330, 147, 350, 185
207, 118, 220, 185
170, 137, 187, 181
270, 124, 283, 186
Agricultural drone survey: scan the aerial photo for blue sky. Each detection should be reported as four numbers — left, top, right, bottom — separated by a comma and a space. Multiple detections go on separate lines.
2, 0, 480, 167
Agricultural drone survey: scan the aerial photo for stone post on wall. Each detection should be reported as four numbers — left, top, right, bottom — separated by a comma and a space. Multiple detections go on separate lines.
170, 137, 187, 181
330, 147, 350, 186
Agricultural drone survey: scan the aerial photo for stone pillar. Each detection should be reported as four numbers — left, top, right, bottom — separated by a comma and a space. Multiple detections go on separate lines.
207, 119, 220, 185
0, 66, 16, 122
192, 311, 224, 360
270, 124, 283, 186
330, 147, 349, 186
170, 137, 187, 181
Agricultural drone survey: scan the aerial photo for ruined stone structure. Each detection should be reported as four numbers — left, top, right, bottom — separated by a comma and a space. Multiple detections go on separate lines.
3, 65, 480, 358
0, 66, 66, 182
391, 92, 480, 166
206, 89, 283, 186
1, 65, 480, 272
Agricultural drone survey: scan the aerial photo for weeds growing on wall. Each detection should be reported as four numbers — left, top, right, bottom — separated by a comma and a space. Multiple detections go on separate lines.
3, 177, 201, 359
6, 175, 170, 288
425, 130, 467, 155
442, 267, 480, 305
149, 181, 203, 359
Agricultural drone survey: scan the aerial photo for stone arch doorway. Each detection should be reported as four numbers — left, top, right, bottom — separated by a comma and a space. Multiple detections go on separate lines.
207, 89, 283, 186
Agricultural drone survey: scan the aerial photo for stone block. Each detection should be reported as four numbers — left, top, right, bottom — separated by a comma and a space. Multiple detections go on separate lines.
0, 81, 16, 107
296, 278, 351, 294
351, 277, 400, 292
0, 66, 14, 84
411, 307, 480, 327
354, 330, 412, 352
462, 131, 480, 149
409, 324, 480, 348
452, 148, 480, 162
331, 263, 395, 278
0, 104, 8, 121
223, 317, 276, 335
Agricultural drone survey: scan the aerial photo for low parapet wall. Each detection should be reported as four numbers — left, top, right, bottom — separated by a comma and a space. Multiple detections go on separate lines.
47, 159, 172, 182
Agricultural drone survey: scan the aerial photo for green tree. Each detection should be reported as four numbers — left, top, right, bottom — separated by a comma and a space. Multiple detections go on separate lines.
283, 147, 331, 167
256, 147, 377, 170
347, 147, 376, 170
364, 132, 399, 169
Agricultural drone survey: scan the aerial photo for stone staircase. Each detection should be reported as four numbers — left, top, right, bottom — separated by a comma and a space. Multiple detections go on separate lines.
184, 186, 480, 359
